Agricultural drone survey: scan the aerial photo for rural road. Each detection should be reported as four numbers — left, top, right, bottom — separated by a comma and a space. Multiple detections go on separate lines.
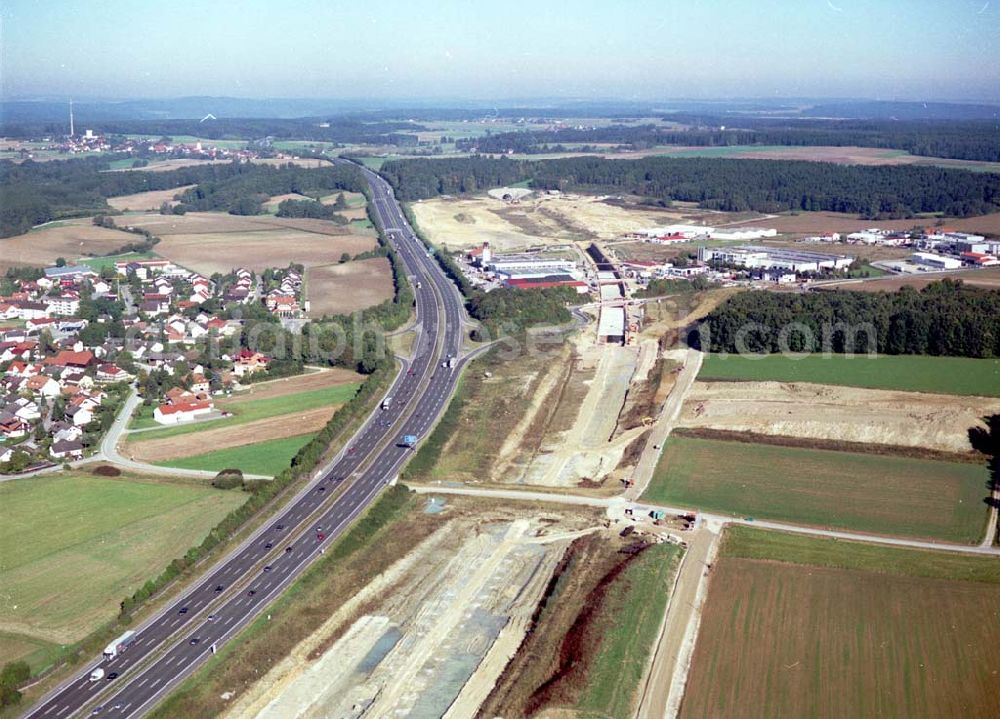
409, 485, 1000, 557
636, 524, 720, 719
24, 164, 470, 719
98, 387, 272, 481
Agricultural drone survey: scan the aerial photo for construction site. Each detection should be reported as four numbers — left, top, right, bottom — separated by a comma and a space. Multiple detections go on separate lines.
215, 498, 690, 719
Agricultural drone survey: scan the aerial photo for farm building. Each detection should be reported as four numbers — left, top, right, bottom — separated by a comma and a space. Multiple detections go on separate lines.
153, 400, 213, 425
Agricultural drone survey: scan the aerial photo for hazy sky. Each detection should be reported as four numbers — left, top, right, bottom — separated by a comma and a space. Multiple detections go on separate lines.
3, 0, 998, 102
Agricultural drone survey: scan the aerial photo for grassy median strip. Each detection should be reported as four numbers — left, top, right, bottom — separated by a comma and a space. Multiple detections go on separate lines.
644, 436, 990, 543
698, 353, 1000, 396
576, 542, 683, 717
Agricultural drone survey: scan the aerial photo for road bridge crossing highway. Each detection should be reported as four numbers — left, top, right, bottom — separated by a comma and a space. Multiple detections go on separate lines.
25, 167, 468, 719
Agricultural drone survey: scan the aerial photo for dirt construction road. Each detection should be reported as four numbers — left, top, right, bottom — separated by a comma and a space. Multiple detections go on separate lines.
626, 348, 703, 501
636, 524, 721, 719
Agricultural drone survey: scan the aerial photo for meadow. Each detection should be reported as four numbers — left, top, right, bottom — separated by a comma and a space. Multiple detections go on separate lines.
644, 437, 990, 542
680, 527, 1000, 719
0, 473, 245, 652
698, 353, 1000, 397
156, 433, 316, 476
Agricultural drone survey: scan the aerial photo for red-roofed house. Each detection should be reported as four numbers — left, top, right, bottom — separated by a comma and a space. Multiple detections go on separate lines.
96, 364, 130, 383
43, 350, 95, 369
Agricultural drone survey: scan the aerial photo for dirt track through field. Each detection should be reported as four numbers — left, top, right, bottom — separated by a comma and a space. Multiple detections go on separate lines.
679, 381, 1000, 454
127, 406, 337, 462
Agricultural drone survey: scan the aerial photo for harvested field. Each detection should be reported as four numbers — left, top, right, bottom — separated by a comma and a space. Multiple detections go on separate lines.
823, 266, 1000, 292
647, 144, 1000, 173
262, 192, 313, 212
698, 353, 1000, 397
0, 219, 140, 271
129, 406, 336, 462
114, 157, 331, 172
306, 258, 395, 316
122, 212, 376, 274
645, 436, 990, 542
0, 473, 245, 644
106, 185, 196, 212
730, 210, 1000, 235
679, 380, 1000, 454
681, 527, 1000, 719
226, 367, 362, 401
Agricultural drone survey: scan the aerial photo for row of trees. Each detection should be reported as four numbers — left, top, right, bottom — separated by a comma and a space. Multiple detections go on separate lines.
695, 280, 1000, 358
456, 119, 1000, 162
382, 155, 1000, 218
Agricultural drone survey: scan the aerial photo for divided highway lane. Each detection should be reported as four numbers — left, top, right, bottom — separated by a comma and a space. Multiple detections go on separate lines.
25, 170, 467, 719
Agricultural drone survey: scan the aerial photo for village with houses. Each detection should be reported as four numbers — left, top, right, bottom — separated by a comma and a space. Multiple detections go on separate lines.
0, 256, 303, 474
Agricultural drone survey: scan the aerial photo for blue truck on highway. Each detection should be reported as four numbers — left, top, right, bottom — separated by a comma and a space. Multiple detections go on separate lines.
401, 435, 418, 448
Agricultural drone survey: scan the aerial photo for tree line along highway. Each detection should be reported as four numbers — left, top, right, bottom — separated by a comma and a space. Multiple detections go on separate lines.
25, 166, 469, 719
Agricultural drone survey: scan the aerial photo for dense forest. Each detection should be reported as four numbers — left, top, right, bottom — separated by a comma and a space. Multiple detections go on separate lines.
694, 280, 1000, 358
381, 155, 1000, 217
0, 157, 366, 236
456, 119, 1000, 162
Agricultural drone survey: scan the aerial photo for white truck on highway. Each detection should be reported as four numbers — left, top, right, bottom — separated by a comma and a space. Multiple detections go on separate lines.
103, 630, 137, 660
381, 396, 393, 410
89, 668, 105, 682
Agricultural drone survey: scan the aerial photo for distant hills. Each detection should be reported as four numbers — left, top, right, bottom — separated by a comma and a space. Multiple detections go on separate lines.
1, 96, 997, 125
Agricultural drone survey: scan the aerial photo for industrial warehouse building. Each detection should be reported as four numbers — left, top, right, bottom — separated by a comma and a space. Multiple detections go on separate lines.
697, 245, 853, 273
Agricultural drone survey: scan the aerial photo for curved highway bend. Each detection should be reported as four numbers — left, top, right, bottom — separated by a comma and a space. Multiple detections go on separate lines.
25, 169, 468, 719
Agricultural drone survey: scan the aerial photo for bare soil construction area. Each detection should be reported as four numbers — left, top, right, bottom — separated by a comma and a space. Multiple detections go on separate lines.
107, 185, 197, 212
410, 193, 710, 251
306, 257, 395, 317
224, 504, 603, 719
678, 380, 1000, 454
126, 406, 336, 463
123, 212, 377, 274
0, 219, 140, 271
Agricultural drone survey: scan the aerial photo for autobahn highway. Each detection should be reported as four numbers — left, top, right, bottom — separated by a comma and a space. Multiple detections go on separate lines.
25, 167, 468, 719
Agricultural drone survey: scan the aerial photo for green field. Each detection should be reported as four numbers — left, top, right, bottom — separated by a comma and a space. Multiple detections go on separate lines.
722, 525, 1000, 582
577, 543, 682, 717
680, 527, 1000, 719
156, 433, 316, 476
130, 383, 360, 441
644, 437, 989, 542
698, 353, 1000, 396
0, 474, 245, 654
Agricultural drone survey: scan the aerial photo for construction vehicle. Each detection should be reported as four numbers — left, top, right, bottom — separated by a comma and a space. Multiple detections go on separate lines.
641, 416, 654, 427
